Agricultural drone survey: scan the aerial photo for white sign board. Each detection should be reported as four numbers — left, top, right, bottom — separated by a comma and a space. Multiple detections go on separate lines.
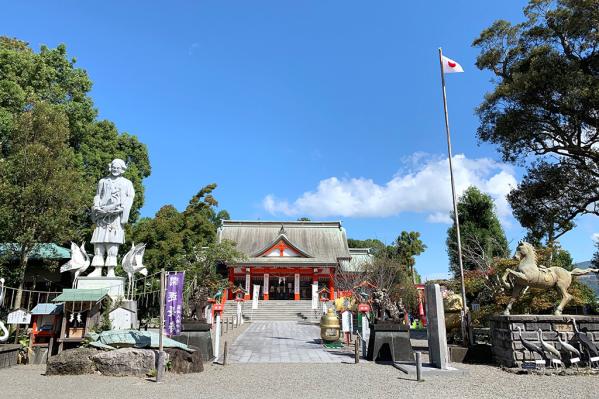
311, 284, 318, 310
252, 284, 260, 309
7, 309, 31, 325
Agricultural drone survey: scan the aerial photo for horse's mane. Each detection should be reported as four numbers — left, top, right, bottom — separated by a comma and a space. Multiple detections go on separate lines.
520, 242, 537, 264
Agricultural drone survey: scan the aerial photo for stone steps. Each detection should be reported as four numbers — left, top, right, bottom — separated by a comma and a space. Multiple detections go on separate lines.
220, 300, 321, 322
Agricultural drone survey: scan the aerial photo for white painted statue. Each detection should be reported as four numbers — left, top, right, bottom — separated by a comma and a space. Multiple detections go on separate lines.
89, 159, 135, 278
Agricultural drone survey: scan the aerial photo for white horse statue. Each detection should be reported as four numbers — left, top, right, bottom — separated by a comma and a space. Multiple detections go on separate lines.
502, 242, 599, 315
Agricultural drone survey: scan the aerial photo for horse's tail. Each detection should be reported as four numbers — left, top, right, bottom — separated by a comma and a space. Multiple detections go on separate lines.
570, 267, 599, 276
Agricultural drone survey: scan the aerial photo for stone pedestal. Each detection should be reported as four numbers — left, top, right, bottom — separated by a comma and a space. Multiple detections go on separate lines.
0, 344, 20, 369
171, 321, 214, 362
76, 276, 125, 299
366, 322, 414, 362
490, 315, 599, 367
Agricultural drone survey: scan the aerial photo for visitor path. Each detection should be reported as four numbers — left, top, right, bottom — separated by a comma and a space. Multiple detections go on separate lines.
228, 321, 353, 363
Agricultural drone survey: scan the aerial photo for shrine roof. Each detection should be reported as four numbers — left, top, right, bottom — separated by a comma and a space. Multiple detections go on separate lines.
218, 220, 351, 264
52, 288, 109, 303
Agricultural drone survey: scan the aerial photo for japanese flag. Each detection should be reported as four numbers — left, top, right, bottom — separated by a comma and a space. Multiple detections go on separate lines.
442, 55, 464, 73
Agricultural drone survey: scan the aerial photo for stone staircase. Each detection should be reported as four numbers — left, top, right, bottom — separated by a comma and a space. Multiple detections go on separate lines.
222, 300, 321, 323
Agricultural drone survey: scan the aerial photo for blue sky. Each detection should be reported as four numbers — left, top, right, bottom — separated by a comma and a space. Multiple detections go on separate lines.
2, 1, 598, 278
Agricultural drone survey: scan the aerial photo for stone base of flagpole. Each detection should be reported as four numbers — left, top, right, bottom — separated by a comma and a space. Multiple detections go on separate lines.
156, 350, 166, 382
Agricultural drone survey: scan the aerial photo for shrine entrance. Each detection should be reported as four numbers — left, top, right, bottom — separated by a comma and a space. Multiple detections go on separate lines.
227, 267, 334, 301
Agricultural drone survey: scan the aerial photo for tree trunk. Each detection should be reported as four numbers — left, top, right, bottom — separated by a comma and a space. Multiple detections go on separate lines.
13, 250, 29, 310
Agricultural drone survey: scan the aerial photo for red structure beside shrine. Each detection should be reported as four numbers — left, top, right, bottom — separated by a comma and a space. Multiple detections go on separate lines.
218, 220, 357, 301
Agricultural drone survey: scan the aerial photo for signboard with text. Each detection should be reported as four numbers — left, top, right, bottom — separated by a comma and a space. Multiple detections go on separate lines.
165, 271, 185, 336
7, 309, 31, 325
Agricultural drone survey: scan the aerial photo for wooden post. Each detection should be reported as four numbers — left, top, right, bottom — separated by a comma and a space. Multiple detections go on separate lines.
354, 337, 359, 363
13, 325, 20, 344
156, 269, 166, 383
58, 314, 67, 353
48, 338, 54, 360
223, 341, 228, 366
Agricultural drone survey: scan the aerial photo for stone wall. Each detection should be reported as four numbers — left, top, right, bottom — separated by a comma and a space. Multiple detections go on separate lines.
489, 315, 599, 367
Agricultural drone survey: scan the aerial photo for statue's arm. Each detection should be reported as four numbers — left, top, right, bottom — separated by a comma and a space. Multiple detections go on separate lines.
92, 179, 104, 208
120, 180, 135, 225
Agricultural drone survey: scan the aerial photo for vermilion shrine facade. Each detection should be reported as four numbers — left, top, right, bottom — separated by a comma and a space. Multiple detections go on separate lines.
218, 220, 355, 301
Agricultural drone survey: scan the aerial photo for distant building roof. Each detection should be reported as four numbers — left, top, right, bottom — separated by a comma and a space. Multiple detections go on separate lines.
0, 243, 70, 260
341, 248, 374, 272
218, 220, 350, 265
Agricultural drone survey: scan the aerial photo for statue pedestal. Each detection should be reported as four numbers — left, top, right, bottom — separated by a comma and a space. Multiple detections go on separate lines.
171, 320, 214, 362
366, 322, 414, 362
76, 276, 125, 299
490, 315, 599, 367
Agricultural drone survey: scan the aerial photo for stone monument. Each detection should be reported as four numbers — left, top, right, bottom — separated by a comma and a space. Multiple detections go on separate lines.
426, 283, 449, 369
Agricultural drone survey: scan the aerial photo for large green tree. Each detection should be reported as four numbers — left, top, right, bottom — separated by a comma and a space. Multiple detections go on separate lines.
447, 186, 509, 276
473, 1, 599, 235
0, 102, 88, 306
0, 37, 150, 227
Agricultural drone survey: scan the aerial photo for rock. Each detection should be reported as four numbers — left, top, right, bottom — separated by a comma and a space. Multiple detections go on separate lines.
92, 348, 155, 377
46, 348, 98, 375
165, 347, 204, 373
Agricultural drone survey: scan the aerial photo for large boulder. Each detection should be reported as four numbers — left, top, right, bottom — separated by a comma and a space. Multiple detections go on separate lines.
92, 348, 155, 377
165, 347, 204, 373
46, 348, 98, 376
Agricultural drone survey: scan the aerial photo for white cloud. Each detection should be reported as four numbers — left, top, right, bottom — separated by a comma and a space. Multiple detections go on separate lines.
592, 233, 599, 242
263, 154, 518, 223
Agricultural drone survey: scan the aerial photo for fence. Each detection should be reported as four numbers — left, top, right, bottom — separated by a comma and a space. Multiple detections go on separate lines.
0, 285, 62, 313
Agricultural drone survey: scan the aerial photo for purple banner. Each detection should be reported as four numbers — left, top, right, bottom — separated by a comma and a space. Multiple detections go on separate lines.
165, 271, 185, 336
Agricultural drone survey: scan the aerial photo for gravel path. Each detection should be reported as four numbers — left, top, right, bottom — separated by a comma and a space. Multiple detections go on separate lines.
1, 362, 597, 399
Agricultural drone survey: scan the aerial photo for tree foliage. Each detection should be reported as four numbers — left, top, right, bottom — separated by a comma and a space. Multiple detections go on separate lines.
391, 231, 426, 283
473, 0, 599, 234
447, 186, 509, 276
0, 102, 88, 304
131, 184, 243, 291
0, 37, 150, 229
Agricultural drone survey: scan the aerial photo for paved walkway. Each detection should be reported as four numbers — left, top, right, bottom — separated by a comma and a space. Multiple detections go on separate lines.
228, 321, 354, 363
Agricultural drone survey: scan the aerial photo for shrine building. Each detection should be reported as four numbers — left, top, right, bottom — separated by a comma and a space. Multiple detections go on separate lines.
218, 220, 369, 301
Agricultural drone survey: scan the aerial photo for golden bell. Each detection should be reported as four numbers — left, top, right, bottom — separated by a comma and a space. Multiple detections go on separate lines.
320, 308, 341, 342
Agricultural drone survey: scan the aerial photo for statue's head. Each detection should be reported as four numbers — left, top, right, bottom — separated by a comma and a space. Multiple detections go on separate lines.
515, 241, 536, 262
109, 159, 127, 177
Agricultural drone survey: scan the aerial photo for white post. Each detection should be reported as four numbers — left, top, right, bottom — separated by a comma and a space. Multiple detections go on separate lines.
237, 301, 244, 325
213, 312, 221, 363
311, 284, 318, 310
294, 273, 300, 300
263, 273, 269, 299
252, 284, 260, 309
245, 272, 250, 298
361, 313, 370, 358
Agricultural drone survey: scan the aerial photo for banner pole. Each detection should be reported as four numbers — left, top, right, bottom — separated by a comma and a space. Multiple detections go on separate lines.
438, 47, 469, 347
156, 268, 166, 382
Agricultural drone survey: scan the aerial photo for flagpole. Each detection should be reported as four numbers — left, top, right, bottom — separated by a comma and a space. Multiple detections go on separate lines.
438, 47, 469, 347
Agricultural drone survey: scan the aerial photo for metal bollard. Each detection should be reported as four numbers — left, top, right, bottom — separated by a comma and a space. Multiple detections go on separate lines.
225, 317, 229, 333
220, 318, 224, 336
223, 341, 228, 366
416, 351, 423, 382
230, 317, 233, 330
